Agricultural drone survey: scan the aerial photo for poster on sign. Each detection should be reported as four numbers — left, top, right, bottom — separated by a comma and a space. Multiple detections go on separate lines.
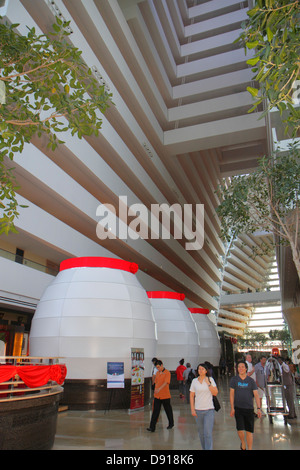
107, 362, 125, 388
130, 348, 144, 411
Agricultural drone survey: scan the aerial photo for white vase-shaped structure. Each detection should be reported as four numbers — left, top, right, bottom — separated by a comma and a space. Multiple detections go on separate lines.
147, 291, 200, 371
30, 257, 157, 380
189, 308, 221, 366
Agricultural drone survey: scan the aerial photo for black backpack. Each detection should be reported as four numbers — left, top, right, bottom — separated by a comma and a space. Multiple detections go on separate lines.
187, 369, 195, 384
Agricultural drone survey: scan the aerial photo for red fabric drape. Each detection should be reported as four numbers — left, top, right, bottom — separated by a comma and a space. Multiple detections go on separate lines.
0, 364, 67, 387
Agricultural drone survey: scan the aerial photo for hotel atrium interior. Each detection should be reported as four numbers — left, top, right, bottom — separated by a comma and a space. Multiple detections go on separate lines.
0, 0, 299, 358
1, 0, 300, 452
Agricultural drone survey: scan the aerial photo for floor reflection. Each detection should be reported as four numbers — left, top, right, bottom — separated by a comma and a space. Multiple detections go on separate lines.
53, 376, 300, 450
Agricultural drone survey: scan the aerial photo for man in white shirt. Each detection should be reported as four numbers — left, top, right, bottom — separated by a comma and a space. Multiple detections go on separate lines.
246, 354, 258, 415
246, 354, 256, 381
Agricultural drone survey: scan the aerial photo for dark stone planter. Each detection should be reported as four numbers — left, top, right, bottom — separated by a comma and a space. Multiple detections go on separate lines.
61, 377, 152, 410
0, 391, 63, 450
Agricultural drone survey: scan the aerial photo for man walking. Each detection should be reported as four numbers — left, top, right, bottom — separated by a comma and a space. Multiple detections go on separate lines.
230, 361, 262, 450
147, 360, 174, 432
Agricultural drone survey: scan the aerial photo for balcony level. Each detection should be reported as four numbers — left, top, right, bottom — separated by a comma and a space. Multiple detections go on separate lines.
0, 257, 53, 313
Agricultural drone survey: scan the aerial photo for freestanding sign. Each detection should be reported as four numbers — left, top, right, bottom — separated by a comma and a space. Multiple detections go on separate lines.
107, 362, 125, 389
130, 348, 144, 411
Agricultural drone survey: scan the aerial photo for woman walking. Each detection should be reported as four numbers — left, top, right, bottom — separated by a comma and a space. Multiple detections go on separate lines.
190, 363, 218, 450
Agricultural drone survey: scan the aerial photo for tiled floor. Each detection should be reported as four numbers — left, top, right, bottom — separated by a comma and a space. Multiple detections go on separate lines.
52, 376, 300, 451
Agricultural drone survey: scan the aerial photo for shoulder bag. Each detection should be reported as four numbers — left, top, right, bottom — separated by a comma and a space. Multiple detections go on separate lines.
209, 379, 221, 412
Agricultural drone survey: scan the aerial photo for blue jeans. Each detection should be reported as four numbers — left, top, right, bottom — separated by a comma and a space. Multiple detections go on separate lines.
195, 409, 215, 450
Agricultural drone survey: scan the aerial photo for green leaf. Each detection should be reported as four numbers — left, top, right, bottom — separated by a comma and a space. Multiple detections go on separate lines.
247, 99, 263, 113
52, 23, 60, 33
247, 86, 259, 98
247, 7, 259, 18
246, 57, 260, 66
246, 41, 259, 49
266, 27, 274, 42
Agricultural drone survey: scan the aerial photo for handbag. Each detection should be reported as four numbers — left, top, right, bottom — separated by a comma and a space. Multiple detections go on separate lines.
209, 378, 221, 411
212, 395, 221, 412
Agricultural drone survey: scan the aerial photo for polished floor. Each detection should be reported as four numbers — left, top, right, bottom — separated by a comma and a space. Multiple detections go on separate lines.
53, 376, 300, 451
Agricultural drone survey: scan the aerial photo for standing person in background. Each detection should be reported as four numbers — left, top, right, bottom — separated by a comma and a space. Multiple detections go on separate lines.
254, 355, 267, 415
230, 361, 262, 450
277, 356, 297, 419
151, 357, 158, 393
190, 363, 218, 450
176, 358, 186, 399
246, 353, 257, 415
183, 362, 194, 404
245, 354, 256, 381
147, 360, 174, 432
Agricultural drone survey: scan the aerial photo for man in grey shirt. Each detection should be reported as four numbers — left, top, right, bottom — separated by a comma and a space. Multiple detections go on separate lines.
254, 355, 267, 414
277, 356, 297, 419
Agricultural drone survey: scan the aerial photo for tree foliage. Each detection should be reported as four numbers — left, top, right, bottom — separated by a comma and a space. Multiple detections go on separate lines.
238, 0, 300, 135
0, 17, 113, 233
269, 324, 293, 353
238, 328, 268, 350
216, 142, 300, 281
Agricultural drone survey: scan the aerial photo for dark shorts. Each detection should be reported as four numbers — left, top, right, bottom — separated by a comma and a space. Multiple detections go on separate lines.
234, 407, 255, 433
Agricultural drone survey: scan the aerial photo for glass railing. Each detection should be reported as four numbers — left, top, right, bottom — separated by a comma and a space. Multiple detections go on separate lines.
0, 248, 59, 276
222, 286, 280, 295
